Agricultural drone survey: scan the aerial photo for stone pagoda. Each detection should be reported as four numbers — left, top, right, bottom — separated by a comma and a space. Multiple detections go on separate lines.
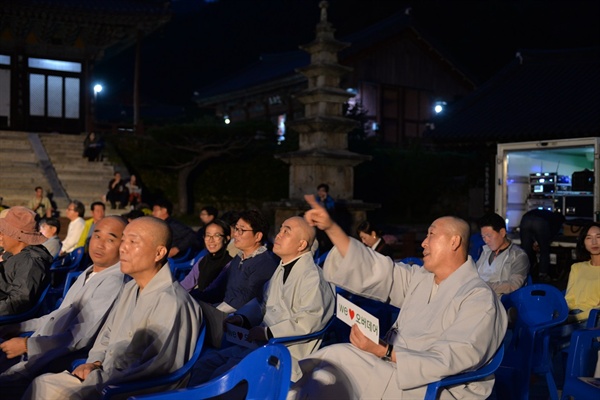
273, 1, 376, 230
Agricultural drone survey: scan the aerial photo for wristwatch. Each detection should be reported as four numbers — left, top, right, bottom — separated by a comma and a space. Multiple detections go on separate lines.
381, 343, 393, 362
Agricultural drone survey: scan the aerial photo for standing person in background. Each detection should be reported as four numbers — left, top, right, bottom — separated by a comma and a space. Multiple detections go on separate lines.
565, 222, 600, 322
519, 209, 565, 282
60, 200, 85, 256
27, 187, 52, 219
195, 206, 218, 250
39, 217, 61, 259
356, 220, 394, 258
315, 183, 335, 212
476, 213, 529, 297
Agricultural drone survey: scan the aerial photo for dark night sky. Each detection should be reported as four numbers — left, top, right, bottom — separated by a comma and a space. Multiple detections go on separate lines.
94, 0, 600, 110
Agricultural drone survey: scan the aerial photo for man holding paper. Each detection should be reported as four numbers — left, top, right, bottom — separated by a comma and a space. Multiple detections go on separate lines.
289, 195, 507, 400
189, 216, 335, 384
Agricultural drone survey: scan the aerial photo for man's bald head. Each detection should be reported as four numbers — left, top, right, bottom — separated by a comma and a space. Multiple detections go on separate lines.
129, 216, 172, 263
273, 216, 317, 263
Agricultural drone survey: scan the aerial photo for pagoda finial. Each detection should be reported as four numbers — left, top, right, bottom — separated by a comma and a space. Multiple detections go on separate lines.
319, 1, 329, 23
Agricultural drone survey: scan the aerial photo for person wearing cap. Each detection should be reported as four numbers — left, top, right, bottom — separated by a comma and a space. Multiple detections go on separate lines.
0, 206, 53, 316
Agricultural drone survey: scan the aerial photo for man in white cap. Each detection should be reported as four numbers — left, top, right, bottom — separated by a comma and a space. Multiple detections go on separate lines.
0, 206, 53, 316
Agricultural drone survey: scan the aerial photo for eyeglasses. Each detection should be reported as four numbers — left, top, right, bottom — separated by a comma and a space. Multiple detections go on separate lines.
204, 233, 225, 241
232, 225, 253, 235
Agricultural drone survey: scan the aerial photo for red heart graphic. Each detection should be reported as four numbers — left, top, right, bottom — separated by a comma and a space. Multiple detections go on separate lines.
349, 309, 355, 320
237, 332, 243, 340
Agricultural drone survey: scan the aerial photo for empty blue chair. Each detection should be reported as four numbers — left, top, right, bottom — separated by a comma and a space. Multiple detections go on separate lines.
53, 270, 83, 310
496, 284, 568, 400
560, 327, 600, 400
128, 344, 292, 400
0, 284, 51, 325
50, 246, 86, 273
425, 343, 505, 400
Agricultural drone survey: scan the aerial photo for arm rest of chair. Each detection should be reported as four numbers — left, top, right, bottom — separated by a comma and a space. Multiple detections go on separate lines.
71, 358, 86, 370
424, 344, 504, 400
267, 317, 334, 346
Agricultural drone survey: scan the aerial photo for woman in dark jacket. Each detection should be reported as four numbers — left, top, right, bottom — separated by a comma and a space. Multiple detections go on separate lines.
356, 220, 394, 259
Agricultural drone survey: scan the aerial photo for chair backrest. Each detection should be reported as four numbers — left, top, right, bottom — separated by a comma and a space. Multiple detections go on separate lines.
101, 320, 207, 399
0, 284, 51, 324
586, 308, 600, 328
497, 284, 568, 400
424, 343, 505, 400
128, 344, 292, 400
501, 283, 568, 331
398, 256, 423, 266
50, 246, 86, 271
314, 250, 329, 267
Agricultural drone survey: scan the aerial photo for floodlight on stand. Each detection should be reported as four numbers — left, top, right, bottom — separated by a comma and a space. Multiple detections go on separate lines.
224, 115, 231, 125
93, 84, 103, 94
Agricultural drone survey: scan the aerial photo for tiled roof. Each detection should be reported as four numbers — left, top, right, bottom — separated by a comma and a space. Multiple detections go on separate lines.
425, 48, 600, 144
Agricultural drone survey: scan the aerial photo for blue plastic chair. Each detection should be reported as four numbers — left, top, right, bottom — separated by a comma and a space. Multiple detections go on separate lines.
97, 320, 206, 399
128, 344, 292, 400
268, 314, 335, 349
0, 284, 51, 325
53, 270, 83, 310
560, 327, 600, 400
170, 248, 208, 281
314, 249, 329, 267
398, 256, 423, 266
424, 343, 505, 400
50, 246, 86, 273
496, 284, 569, 400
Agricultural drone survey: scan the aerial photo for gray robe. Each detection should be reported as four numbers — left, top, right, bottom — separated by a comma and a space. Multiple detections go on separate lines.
291, 238, 507, 400
0, 263, 125, 380
23, 264, 202, 400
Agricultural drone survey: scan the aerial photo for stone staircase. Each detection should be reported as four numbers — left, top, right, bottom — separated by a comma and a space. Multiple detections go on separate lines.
0, 131, 119, 215
0, 131, 52, 208
38, 133, 116, 212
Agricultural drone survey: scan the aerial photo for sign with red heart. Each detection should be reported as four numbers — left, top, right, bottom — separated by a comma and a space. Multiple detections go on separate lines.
336, 293, 380, 343
224, 323, 259, 349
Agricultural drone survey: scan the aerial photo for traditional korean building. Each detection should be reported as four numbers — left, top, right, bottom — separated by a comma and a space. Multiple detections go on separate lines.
0, 0, 170, 134
193, 6, 476, 147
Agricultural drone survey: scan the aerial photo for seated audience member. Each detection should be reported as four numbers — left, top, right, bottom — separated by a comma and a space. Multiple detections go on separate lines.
27, 187, 52, 219
565, 222, 600, 322
476, 213, 529, 297
288, 195, 507, 400
189, 216, 335, 385
0, 216, 127, 399
152, 198, 200, 259
195, 210, 279, 346
77, 201, 106, 249
125, 174, 142, 207
60, 200, 86, 256
356, 220, 394, 258
220, 210, 241, 258
82, 132, 104, 162
39, 217, 61, 259
519, 208, 565, 282
196, 206, 218, 249
181, 219, 232, 292
22, 216, 202, 400
0, 207, 52, 316
315, 183, 335, 212
105, 172, 128, 209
